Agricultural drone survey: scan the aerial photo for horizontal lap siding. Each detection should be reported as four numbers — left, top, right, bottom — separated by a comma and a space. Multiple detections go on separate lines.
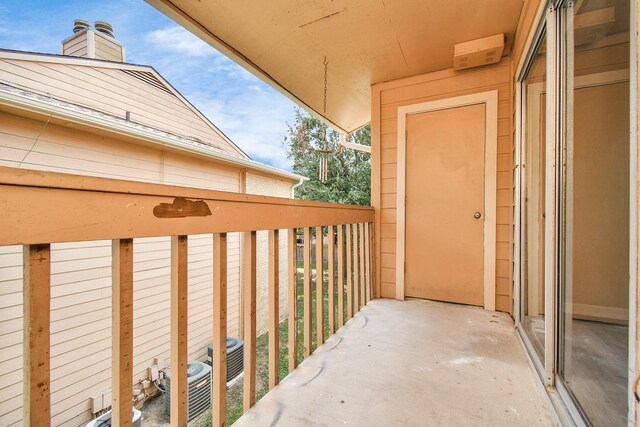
0, 58, 244, 155
373, 60, 514, 313
245, 172, 295, 335
0, 113, 243, 426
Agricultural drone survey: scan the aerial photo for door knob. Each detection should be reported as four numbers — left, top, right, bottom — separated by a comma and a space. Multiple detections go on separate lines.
474, 212, 482, 219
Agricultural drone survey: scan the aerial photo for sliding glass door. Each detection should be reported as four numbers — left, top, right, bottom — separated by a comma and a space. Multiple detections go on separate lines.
557, 1, 630, 425
519, 1, 631, 425
521, 31, 547, 365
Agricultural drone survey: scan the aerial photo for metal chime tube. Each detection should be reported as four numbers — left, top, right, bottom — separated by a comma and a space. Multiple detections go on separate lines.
323, 156, 328, 182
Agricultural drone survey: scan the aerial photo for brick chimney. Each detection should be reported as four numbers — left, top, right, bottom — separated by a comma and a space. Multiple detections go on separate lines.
62, 19, 126, 62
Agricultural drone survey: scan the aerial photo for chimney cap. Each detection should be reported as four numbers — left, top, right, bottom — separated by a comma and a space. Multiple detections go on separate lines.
94, 21, 114, 38
73, 19, 91, 33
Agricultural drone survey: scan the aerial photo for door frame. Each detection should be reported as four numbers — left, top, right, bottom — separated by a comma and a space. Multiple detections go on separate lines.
395, 90, 498, 310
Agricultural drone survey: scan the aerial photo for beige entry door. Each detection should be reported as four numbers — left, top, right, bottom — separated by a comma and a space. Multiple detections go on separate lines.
404, 103, 486, 305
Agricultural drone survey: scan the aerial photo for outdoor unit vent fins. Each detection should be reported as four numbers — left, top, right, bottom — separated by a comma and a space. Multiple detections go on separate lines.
453, 33, 505, 70
207, 338, 244, 382
165, 361, 212, 422
85, 407, 141, 427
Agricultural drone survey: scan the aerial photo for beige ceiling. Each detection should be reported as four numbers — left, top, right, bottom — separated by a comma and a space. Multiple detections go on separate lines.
148, 0, 524, 132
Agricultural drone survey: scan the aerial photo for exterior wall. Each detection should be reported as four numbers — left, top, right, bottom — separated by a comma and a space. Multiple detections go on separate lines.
371, 59, 514, 313
93, 33, 124, 62
62, 32, 89, 58
245, 172, 294, 335
511, 0, 547, 71
0, 112, 291, 426
0, 57, 244, 156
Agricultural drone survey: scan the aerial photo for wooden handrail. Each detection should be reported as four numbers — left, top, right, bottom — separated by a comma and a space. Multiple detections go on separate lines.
4, 166, 376, 427
0, 167, 373, 246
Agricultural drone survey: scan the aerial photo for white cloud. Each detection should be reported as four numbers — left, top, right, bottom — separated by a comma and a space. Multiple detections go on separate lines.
145, 26, 215, 58
141, 25, 299, 171
189, 87, 297, 171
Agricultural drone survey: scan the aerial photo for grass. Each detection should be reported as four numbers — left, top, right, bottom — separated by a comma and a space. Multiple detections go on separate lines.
219, 258, 344, 425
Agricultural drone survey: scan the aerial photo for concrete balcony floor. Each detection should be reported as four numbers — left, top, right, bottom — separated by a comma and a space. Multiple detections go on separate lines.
235, 298, 555, 426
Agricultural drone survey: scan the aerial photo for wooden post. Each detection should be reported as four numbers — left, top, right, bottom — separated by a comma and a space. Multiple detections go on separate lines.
353, 224, 360, 313
315, 226, 324, 347
23, 244, 51, 427
212, 233, 227, 427
370, 221, 377, 299
346, 224, 353, 319
303, 227, 312, 358
170, 235, 188, 427
287, 228, 298, 372
365, 223, 372, 303
359, 223, 366, 308
337, 225, 345, 328
327, 225, 336, 334
112, 239, 133, 427
242, 231, 257, 412
268, 230, 280, 389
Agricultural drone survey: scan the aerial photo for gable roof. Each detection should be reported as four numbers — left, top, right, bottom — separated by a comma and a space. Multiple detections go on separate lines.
0, 48, 248, 158
0, 48, 305, 182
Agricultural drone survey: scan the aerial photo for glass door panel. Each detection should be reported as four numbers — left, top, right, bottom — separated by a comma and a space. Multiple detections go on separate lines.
559, 1, 630, 425
521, 32, 547, 362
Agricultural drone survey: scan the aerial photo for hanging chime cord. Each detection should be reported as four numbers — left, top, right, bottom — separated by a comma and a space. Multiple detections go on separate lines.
320, 56, 329, 182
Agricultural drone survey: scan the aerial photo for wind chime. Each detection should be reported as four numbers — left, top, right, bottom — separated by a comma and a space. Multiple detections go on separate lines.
317, 56, 331, 183
295, 56, 347, 183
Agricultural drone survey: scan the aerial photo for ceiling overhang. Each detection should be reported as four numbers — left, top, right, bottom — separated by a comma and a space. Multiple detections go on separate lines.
147, 0, 524, 133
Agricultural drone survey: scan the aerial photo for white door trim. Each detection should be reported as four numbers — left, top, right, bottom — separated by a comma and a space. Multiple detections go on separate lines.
396, 90, 498, 310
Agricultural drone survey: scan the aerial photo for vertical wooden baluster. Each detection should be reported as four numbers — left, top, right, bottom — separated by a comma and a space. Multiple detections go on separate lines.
268, 230, 280, 389
303, 227, 312, 358
243, 231, 257, 412
327, 225, 335, 335
346, 225, 353, 320
315, 226, 324, 347
365, 223, 372, 303
287, 228, 298, 372
170, 235, 188, 427
370, 222, 377, 299
359, 223, 366, 308
112, 239, 133, 427
337, 225, 345, 327
353, 224, 360, 313
23, 244, 51, 427
212, 233, 227, 427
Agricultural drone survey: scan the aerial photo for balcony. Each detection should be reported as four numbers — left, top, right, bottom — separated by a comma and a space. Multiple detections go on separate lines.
1, 165, 374, 426
1, 165, 555, 426
234, 299, 553, 426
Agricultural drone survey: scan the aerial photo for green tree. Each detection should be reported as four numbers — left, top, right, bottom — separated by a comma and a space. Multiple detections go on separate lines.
283, 108, 371, 205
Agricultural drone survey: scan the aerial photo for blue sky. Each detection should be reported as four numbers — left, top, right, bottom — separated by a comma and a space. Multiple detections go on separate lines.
0, 0, 300, 170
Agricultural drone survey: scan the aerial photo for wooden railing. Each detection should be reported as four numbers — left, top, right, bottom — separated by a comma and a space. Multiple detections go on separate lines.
0, 166, 375, 427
